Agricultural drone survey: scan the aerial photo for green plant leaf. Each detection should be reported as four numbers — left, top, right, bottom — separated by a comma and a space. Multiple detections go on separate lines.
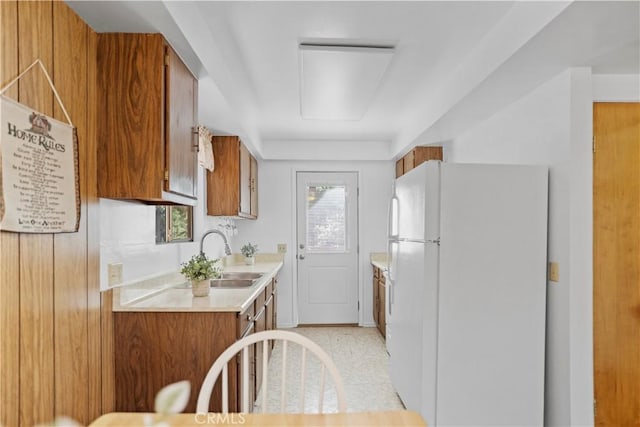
154, 380, 191, 415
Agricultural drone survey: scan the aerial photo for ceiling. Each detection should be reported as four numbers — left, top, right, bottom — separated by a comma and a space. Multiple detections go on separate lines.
68, 1, 639, 161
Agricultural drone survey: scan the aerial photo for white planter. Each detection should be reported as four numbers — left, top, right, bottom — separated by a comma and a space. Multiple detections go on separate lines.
244, 256, 255, 265
191, 279, 210, 297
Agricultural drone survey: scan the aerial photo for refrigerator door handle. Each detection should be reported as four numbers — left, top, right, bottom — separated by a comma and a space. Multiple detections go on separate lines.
388, 278, 393, 315
387, 181, 399, 239
387, 240, 395, 282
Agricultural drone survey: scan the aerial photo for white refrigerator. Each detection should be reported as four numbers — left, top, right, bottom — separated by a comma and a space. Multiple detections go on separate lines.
387, 161, 548, 426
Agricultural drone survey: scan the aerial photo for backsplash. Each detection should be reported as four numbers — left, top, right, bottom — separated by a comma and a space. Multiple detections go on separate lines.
99, 169, 236, 290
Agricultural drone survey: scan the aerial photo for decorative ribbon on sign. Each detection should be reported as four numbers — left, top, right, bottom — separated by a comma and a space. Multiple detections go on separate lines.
0, 59, 80, 233
197, 125, 215, 171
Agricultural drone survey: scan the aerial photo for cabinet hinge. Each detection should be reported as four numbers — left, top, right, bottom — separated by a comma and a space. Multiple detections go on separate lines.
594, 399, 597, 418
593, 136, 596, 153
164, 170, 169, 181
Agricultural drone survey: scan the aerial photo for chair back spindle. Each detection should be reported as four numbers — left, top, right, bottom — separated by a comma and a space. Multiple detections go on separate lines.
196, 330, 347, 414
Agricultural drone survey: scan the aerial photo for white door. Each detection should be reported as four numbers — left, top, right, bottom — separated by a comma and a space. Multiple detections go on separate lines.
296, 172, 359, 324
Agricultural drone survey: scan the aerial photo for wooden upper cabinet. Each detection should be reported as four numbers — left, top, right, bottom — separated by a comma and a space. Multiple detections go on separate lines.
395, 159, 404, 178
402, 150, 415, 174
239, 143, 251, 216
397, 146, 443, 177
250, 155, 258, 218
97, 33, 198, 206
207, 136, 258, 219
414, 146, 443, 168
166, 46, 198, 201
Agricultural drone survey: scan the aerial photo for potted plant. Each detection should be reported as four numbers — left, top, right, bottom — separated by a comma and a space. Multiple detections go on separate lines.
241, 242, 258, 265
180, 253, 221, 297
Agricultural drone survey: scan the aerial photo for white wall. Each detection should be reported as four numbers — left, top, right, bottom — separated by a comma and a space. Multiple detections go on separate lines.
235, 160, 393, 328
100, 167, 235, 289
447, 68, 593, 427
593, 74, 640, 102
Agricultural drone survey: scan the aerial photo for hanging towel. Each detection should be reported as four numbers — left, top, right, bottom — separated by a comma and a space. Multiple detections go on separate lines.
197, 125, 215, 171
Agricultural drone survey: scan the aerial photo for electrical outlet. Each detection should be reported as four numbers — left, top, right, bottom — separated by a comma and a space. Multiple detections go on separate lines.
548, 262, 559, 282
277, 243, 287, 253
108, 263, 123, 286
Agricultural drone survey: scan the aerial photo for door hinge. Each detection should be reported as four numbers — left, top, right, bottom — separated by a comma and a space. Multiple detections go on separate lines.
594, 399, 597, 418
357, 301, 360, 311
164, 170, 169, 181
593, 136, 596, 153
164, 53, 170, 66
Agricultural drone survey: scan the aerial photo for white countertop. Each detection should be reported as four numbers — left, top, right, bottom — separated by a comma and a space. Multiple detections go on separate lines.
113, 259, 283, 313
370, 252, 388, 272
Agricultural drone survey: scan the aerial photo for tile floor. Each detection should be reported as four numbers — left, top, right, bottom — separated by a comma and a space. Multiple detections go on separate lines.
254, 326, 405, 413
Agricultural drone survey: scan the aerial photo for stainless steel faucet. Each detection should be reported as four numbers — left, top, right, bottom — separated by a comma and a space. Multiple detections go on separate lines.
200, 229, 232, 256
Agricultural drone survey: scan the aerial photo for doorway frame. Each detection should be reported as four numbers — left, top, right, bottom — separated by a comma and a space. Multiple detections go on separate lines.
290, 168, 361, 326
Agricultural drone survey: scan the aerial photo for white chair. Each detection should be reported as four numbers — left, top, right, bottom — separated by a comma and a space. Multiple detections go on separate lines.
196, 330, 347, 414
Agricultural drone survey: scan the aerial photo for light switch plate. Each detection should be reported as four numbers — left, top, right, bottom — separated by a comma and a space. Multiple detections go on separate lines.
108, 263, 123, 286
277, 243, 287, 253
548, 262, 559, 282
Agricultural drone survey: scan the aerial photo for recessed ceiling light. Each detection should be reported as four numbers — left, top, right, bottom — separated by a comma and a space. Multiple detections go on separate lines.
299, 44, 395, 120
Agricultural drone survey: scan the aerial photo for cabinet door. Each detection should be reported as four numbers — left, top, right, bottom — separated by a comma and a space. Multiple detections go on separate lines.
403, 150, 415, 174
237, 302, 255, 338
379, 282, 386, 337
165, 45, 198, 199
413, 146, 443, 169
239, 143, 252, 216
373, 269, 379, 324
396, 159, 404, 178
207, 136, 240, 216
250, 155, 258, 218
97, 33, 164, 201
254, 307, 266, 395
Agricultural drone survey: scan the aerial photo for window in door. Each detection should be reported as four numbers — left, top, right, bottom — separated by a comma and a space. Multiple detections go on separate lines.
305, 184, 348, 252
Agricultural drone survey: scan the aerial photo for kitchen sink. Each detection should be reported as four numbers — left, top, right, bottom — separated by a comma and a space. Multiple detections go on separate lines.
210, 278, 256, 288
220, 272, 263, 280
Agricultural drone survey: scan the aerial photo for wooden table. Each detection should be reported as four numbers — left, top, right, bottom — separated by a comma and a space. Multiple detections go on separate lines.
89, 410, 427, 426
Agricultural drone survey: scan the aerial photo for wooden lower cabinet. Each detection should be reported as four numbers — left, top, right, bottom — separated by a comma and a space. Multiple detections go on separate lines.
114, 311, 239, 413
114, 276, 279, 414
373, 271, 379, 325
378, 278, 386, 338
372, 266, 386, 338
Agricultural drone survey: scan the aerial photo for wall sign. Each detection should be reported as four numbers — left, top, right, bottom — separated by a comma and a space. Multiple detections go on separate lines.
0, 60, 80, 233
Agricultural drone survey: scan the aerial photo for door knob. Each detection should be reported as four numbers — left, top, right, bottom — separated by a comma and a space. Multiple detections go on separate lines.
298, 254, 305, 260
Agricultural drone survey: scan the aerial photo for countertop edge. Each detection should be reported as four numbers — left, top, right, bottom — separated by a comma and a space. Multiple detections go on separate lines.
371, 260, 388, 271
112, 261, 283, 313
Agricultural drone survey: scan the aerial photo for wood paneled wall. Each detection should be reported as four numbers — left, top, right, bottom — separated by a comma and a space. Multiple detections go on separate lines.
0, 2, 113, 425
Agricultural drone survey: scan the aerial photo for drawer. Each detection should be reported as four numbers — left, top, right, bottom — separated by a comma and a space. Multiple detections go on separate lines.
237, 302, 255, 338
